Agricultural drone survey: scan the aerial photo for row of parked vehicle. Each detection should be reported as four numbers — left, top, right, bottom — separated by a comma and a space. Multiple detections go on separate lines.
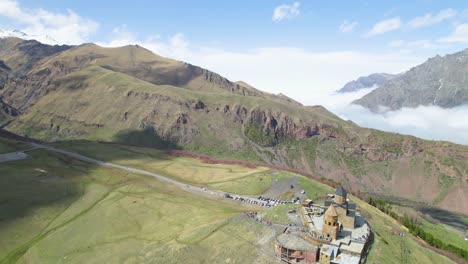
223, 194, 280, 207
257, 196, 294, 206
223, 193, 305, 207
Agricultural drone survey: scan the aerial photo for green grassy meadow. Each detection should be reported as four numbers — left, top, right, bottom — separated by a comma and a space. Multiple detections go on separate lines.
52, 141, 276, 195
0, 137, 30, 154
0, 142, 277, 263
391, 204, 468, 252
354, 198, 455, 264
0, 138, 456, 263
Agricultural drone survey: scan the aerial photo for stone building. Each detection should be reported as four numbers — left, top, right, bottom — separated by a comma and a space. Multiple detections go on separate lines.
274, 233, 319, 263
334, 187, 347, 205
324, 187, 356, 229
274, 185, 369, 264
302, 199, 314, 207
322, 205, 339, 240
319, 244, 338, 264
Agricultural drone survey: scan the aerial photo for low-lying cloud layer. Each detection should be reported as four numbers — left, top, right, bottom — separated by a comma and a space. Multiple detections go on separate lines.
309, 89, 468, 145
340, 104, 468, 145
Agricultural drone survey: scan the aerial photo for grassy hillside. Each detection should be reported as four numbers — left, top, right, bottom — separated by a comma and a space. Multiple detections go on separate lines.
0, 100, 19, 127
392, 204, 468, 252
1, 39, 467, 216
0, 138, 456, 263
0, 136, 29, 154
354, 199, 455, 264
6, 64, 468, 216
0, 142, 280, 264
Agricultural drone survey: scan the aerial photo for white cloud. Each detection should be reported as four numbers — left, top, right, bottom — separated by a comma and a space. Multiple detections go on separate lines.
339, 20, 358, 33
272, 2, 300, 22
98, 25, 423, 100
336, 104, 468, 145
388, 40, 404, 48
307, 87, 378, 110
0, 0, 98, 44
97, 25, 191, 61
192, 48, 421, 99
388, 39, 438, 50
367, 17, 401, 36
408, 8, 457, 28
290, 87, 468, 145
439, 23, 468, 43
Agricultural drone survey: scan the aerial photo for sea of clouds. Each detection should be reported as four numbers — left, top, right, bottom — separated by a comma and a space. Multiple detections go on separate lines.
306, 88, 468, 145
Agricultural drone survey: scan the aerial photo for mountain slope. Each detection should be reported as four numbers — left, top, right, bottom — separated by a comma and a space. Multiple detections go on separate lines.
0, 99, 19, 126
338, 73, 397, 93
0, 41, 298, 111
354, 49, 468, 111
0, 37, 70, 74
1, 38, 467, 215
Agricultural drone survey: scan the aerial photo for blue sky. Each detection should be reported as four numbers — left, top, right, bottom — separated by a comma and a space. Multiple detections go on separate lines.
2, 0, 468, 144
5, 0, 468, 53
1, 0, 468, 99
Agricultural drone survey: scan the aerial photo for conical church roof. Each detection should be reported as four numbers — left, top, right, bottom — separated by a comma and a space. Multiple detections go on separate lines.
335, 186, 347, 196
325, 204, 338, 217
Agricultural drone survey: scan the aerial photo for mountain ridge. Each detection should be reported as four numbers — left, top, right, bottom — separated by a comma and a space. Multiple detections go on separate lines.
0, 38, 298, 111
338, 72, 398, 93
354, 49, 468, 111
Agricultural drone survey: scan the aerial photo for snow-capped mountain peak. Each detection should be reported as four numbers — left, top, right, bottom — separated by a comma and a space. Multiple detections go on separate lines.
0, 29, 61, 45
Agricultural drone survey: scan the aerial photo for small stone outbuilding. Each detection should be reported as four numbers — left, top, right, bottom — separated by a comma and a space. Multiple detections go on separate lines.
275, 233, 318, 263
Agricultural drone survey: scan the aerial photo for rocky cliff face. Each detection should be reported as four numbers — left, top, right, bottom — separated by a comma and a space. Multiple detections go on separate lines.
354, 49, 468, 111
1, 37, 466, 215
0, 61, 10, 90
338, 73, 397, 93
0, 98, 19, 126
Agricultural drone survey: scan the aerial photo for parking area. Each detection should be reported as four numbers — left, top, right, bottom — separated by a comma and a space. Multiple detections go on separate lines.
223, 193, 301, 208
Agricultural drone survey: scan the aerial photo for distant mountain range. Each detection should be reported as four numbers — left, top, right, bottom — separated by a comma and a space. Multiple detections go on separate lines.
338, 73, 398, 93
354, 49, 468, 111
0, 36, 466, 215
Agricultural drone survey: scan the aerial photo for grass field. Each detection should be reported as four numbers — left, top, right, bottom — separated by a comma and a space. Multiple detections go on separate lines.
0, 146, 278, 264
0, 137, 30, 154
52, 141, 277, 195
261, 204, 300, 225
50, 141, 458, 264
0, 139, 456, 263
354, 198, 454, 264
391, 204, 468, 252
298, 177, 334, 199
421, 221, 468, 251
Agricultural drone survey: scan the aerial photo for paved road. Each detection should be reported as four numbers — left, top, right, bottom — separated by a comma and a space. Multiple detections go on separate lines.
29, 143, 272, 207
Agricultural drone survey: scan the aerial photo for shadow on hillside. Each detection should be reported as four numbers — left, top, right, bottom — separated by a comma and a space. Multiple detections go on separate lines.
0, 128, 181, 241
113, 127, 180, 150
0, 150, 83, 224
417, 206, 468, 229
363, 192, 468, 230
